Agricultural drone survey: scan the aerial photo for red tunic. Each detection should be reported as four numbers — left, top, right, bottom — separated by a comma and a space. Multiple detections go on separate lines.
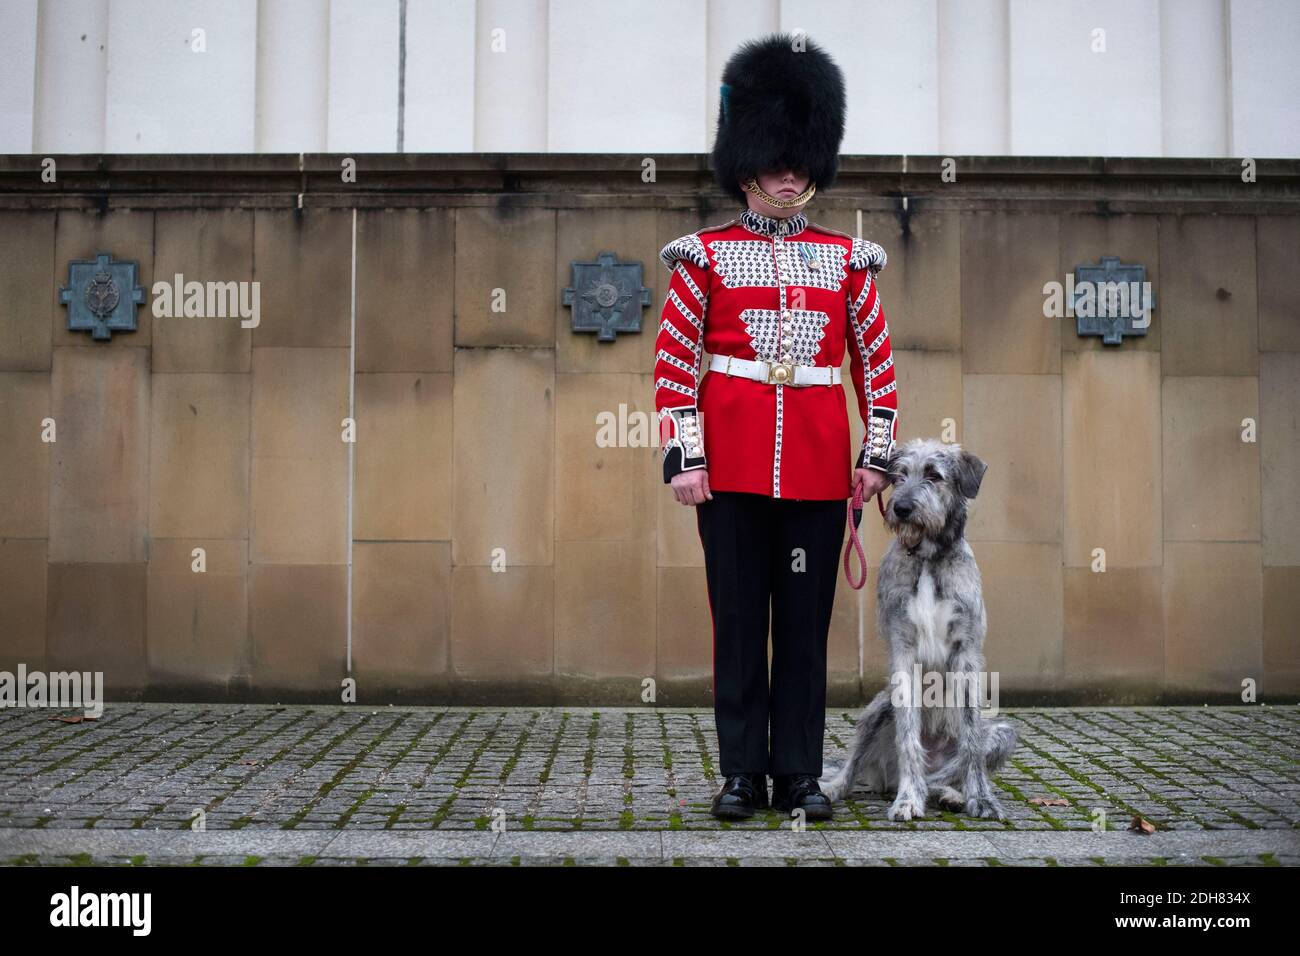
654, 207, 899, 500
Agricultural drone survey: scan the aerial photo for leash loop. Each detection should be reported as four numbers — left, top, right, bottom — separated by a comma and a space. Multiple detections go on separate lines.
843, 480, 888, 590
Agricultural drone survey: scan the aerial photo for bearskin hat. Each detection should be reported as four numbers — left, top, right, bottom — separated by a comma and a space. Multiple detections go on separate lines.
710, 32, 847, 206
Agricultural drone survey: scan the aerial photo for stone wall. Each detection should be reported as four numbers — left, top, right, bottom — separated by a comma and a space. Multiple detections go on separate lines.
0, 154, 1296, 703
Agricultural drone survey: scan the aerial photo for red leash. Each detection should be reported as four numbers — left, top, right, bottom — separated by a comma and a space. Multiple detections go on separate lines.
843, 482, 887, 590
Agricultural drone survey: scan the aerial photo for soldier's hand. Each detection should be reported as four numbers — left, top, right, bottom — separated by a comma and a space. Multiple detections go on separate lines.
670, 469, 712, 506
853, 467, 890, 501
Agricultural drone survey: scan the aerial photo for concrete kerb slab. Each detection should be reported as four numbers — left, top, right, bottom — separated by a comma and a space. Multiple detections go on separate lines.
0, 828, 336, 859
1, 826, 1295, 863
980, 829, 1300, 860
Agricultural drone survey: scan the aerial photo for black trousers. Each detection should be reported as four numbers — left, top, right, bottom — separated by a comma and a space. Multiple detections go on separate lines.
695, 490, 847, 777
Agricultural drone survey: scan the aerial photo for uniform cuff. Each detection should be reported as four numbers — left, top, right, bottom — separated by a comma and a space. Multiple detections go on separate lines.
859, 407, 897, 471
662, 407, 706, 483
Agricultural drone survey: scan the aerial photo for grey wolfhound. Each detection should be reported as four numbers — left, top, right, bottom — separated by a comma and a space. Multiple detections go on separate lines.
820, 438, 1017, 820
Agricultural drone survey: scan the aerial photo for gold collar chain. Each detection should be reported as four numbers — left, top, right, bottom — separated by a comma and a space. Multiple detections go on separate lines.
742, 177, 817, 208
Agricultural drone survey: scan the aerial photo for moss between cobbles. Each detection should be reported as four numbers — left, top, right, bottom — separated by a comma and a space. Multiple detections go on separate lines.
583, 712, 599, 777
296, 856, 316, 866
1016, 717, 1142, 826
284, 713, 403, 829
49, 709, 214, 792
1203, 856, 1226, 865
1072, 712, 1259, 829
242, 855, 263, 866
997, 760, 1066, 830
1097, 710, 1273, 828
690, 715, 716, 779
498, 710, 539, 784
376, 710, 449, 827
227, 710, 361, 829
170, 708, 283, 779
1258, 853, 1279, 866
427, 710, 498, 829
622, 712, 636, 780
537, 712, 568, 788
1147, 708, 1298, 772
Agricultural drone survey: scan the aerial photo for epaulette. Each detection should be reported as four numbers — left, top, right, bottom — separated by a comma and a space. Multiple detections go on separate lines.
850, 237, 888, 273
658, 233, 709, 270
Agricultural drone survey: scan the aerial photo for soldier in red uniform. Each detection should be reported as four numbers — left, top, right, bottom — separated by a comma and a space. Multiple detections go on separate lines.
654, 33, 899, 819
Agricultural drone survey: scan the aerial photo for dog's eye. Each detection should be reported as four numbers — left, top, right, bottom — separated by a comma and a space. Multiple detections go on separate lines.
924, 468, 941, 483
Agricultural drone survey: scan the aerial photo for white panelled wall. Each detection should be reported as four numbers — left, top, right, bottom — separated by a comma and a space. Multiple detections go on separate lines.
0, 0, 1297, 157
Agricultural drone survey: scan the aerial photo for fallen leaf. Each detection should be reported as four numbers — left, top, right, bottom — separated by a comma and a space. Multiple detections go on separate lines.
49, 715, 98, 724
238, 759, 259, 766
1128, 815, 1156, 834
1029, 796, 1070, 807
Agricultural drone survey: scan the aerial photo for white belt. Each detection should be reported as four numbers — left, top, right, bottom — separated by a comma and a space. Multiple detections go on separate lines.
709, 353, 842, 387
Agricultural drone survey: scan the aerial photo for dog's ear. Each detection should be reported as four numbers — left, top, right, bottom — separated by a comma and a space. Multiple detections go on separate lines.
885, 447, 903, 482
955, 451, 987, 499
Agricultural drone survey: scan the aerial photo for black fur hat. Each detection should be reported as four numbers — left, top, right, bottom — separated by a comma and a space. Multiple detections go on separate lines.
711, 32, 847, 206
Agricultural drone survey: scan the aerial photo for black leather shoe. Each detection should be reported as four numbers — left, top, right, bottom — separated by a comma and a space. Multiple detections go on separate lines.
750, 773, 770, 810
710, 773, 765, 819
772, 774, 833, 820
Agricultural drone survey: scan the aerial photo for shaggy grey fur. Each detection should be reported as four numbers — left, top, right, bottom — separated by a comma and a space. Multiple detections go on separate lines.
820, 438, 1017, 820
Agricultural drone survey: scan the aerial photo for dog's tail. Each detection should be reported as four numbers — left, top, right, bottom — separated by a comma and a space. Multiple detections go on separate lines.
985, 719, 1017, 774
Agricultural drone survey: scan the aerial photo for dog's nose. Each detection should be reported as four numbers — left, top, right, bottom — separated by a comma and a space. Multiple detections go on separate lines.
893, 501, 912, 520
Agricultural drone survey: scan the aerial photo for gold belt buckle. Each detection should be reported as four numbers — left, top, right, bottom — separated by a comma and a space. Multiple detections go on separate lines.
767, 361, 793, 385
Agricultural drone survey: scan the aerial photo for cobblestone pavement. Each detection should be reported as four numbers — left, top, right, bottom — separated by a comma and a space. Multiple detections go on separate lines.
0, 704, 1296, 866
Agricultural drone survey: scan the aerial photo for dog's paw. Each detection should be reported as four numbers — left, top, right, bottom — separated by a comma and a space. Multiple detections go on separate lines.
964, 795, 1005, 820
936, 787, 965, 813
818, 776, 848, 802
887, 791, 926, 822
